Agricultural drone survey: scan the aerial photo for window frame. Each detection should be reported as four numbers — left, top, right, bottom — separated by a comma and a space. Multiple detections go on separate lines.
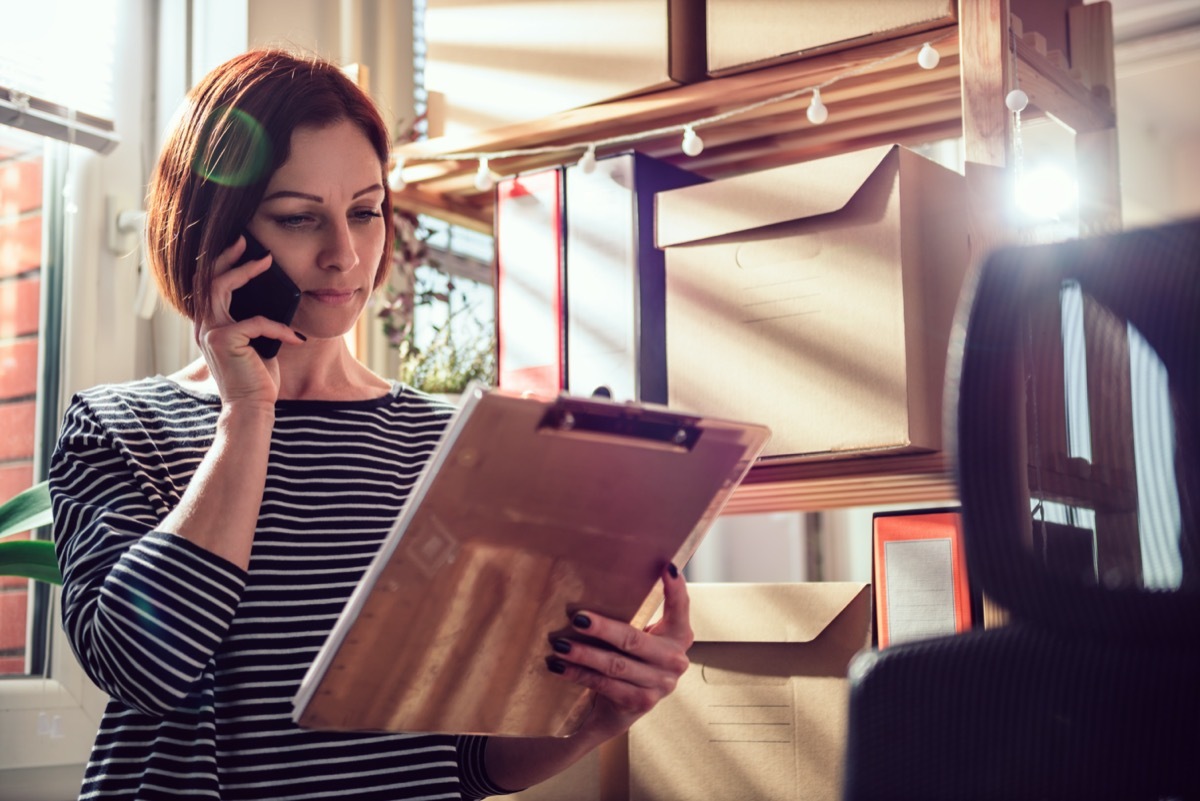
0, 0, 163, 783
0, 112, 107, 788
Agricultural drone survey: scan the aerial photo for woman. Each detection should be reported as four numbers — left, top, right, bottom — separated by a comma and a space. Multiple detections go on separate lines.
50, 48, 692, 800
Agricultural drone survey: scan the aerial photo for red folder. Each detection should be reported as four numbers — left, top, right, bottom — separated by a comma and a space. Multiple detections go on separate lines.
495, 168, 565, 396
872, 509, 973, 648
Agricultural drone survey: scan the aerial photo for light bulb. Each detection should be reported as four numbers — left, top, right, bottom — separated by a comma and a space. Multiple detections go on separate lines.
917, 43, 940, 70
474, 159, 495, 192
807, 89, 828, 125
681, 126, 704, 157
1005, 88, 1029, 113
388, 157, 407, 191
579, 145, 597, 174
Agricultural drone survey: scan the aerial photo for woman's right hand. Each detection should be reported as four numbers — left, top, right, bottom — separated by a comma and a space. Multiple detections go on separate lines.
194, 235, 305, 407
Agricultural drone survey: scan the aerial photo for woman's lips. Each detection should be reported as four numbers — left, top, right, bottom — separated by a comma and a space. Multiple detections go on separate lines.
305, 289, 357, 306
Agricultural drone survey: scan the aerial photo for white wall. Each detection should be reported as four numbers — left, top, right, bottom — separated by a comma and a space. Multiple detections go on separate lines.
689, 513, 809, 583
245, 0, 415, 151
1175, 137, 1200, 215
1113, 18, 1200, 226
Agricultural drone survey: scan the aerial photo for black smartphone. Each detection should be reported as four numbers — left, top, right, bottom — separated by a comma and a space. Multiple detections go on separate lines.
227, 231, 302, 359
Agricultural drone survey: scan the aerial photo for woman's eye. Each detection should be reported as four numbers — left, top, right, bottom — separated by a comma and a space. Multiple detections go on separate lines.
274, 215, 313, 229
352, 209, 383, 223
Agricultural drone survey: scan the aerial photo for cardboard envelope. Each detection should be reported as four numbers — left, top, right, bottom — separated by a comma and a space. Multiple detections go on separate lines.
630, 582, 872, 801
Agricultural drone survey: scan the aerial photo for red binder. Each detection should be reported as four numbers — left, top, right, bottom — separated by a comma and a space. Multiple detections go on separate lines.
495, 168, 565, 396
872, 509, 973, 648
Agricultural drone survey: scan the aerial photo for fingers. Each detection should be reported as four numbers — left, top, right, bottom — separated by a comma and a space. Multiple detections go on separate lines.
651, 562, 694, 647
198, 317, 307, 356
198, 235, 280, 351
547, 563, 693, 714
208, 234, 270, 293
215, 232, 250, 274
208, 239, 275, 321
191, 235, 297, 404
546, 656, 669, 715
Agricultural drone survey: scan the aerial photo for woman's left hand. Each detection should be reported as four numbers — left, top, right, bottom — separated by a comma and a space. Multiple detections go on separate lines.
548, 563, 694, 740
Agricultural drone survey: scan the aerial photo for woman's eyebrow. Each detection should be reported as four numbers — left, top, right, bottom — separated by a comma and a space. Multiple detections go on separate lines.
260, 184, 385, 203
353, 183, 385, 199
260, 190, 322, 203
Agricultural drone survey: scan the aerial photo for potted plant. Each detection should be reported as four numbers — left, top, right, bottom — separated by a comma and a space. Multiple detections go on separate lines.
0, 481, 61, 585
377, 208, 496, 395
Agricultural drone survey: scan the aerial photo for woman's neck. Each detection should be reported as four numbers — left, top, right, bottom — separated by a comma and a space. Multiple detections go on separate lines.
171, 341, 391, 402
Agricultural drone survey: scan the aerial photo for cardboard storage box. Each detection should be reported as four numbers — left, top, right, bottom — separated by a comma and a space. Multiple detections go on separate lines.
629, 582, 872, 801
656, 144, 970, 461
424, 0, 705, 139
508, 737, 627, 801
705, 0, 956, 77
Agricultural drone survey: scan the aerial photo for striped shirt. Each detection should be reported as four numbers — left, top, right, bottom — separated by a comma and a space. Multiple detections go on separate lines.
49, 377, 511, 800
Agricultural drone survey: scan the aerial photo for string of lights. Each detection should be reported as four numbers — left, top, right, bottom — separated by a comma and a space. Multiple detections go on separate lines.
388, 34, 959, 193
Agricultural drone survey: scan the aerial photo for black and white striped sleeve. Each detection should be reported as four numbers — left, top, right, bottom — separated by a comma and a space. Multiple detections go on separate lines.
50, 394, 247, 716
456, 734, 521, 799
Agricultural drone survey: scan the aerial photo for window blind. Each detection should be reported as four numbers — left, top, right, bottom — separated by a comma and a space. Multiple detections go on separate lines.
0, 0, 120, 153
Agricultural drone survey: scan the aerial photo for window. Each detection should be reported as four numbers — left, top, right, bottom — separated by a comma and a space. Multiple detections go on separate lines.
0, 0, 121, 682
396, 0, 496, 393
0, 0, 150, 787
0, 0, 120, 154
0, 128, 63, 678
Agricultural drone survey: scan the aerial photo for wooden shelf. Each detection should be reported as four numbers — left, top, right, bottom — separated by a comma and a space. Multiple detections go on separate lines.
725, 452, 958, 515
394, 27, 965, 233
392, 2, 1119, 513
393, 8, 1115, 235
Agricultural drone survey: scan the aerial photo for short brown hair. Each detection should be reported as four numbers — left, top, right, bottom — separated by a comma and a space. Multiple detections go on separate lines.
145, 48, 394, 320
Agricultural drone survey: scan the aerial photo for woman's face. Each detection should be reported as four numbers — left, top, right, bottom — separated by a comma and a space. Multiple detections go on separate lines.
246, 119, 387, 342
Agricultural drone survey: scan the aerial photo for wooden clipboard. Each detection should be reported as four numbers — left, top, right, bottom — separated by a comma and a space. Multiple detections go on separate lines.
293, 384, 771, 738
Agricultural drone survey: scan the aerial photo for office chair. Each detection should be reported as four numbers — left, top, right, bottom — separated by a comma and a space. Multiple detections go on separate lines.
842, 217, 1200, 801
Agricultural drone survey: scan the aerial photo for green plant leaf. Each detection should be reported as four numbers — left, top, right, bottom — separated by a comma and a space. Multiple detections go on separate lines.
0, 539, 62, 585
0, 481, 52, 540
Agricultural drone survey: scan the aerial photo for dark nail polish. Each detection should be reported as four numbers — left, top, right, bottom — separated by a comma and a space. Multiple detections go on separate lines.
294, 330, 308, 342
668, 563, 679, 579
547, 657, 567, 674
572, 613, 592, 630
552, 638, 572, 655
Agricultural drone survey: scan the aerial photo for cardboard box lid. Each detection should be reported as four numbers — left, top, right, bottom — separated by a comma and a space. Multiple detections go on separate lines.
655, 145, 899, 248
689, 582, 870, 644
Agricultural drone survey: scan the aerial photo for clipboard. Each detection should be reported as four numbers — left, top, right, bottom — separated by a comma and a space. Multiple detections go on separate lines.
293, 384, 771, 738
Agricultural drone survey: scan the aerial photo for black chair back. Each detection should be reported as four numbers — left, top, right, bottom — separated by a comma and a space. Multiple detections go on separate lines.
843, 218, 1200, 801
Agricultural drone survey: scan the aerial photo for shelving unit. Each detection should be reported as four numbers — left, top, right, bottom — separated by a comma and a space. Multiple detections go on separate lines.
392, 0, 1120, 514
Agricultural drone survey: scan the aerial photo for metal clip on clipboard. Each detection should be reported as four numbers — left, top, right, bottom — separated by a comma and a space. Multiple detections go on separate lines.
538, 397, 703, 452
294, 384, 770, 738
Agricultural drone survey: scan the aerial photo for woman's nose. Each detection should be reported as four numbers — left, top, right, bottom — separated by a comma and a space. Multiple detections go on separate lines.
318, 222, 359, 272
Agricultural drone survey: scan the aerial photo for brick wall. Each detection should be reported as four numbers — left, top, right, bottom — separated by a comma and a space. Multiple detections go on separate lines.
0, 139, 44, 675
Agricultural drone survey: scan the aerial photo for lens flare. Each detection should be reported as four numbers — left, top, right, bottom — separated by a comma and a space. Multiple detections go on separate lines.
1015, 163, 1077, 221
192, 107, 272, 187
